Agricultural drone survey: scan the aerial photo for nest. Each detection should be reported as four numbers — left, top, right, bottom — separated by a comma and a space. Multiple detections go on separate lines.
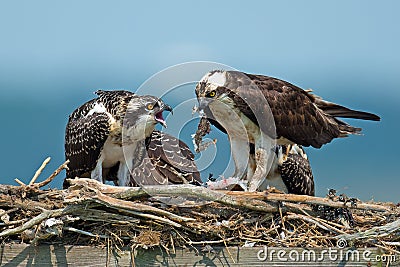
0, 159, 399, 256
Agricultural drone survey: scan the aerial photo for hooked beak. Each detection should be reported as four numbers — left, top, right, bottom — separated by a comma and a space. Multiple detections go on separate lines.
198, 97, 211, 111
154, 103, 173, 128
164, 104, 173, 114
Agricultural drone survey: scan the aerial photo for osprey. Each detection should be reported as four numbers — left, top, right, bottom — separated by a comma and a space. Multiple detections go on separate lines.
195, 70, 380, 191
64, 90, 184, 187
260, 144, 315, 196
102, 130, 202, 187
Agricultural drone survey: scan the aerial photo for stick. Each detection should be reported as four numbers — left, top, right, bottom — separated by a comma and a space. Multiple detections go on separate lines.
92, 192, 195, 223
261, 192, 391, 212
381, 241, 400, 247
222, 236, 236, 264
186, 237, 236, 245
0, 219, 28, 226
285, 213, 344, 234
0, 207, 74, 238
372, 243, 400, 255
64, 226, 108, 239
67, 179, 278, 213
14, 178, 26, 186
36, 160, 69, 188
88, 193, 184, 228
29, 157, 51, 185
336, 218, 400, 241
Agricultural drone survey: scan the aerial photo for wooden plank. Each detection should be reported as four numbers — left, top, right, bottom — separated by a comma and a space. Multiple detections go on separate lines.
134, 246, 398, 267
0, 244, 132, 266
0, 244, 398, 266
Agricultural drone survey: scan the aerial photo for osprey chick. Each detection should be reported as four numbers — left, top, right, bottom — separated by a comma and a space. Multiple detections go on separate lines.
258, 144, 315, 196
64, 90, 172, 187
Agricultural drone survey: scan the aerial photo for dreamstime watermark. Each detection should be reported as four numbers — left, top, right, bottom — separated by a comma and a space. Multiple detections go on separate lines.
256, 238, 397, 264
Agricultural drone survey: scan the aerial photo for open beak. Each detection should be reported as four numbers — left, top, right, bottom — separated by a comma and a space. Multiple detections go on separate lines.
164, 104, 173, 114
154, 103, 173, 128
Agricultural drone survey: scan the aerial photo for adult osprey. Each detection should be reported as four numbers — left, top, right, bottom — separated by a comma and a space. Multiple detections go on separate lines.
64, 90, 200, 187
195, 70, 380, 191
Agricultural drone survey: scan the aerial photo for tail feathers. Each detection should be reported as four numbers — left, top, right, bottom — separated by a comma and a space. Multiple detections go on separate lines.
310, 93, 380, 121
321, 105, 380, 121
338, 124, 362, 137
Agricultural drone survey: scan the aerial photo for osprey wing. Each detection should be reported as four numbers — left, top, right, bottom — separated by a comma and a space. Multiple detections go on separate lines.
279, 152, 315, 196
65, 99, 111, 179
147, 131, 201, 185
233, 73, 352, 148
128, 158, 167, 186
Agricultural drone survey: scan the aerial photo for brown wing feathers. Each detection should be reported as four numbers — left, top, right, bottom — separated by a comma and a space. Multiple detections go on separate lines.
65, 99, 111, 179
239, 73, 380, 148
145, 131, 201, 185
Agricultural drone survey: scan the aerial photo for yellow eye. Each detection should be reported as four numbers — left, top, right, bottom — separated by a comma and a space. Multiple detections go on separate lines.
146, 103, 154, 110
208, 90, 216, 97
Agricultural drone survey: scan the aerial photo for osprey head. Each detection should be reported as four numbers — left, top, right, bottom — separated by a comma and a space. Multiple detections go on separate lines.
196, 70, 233, 111
124, 95, 172, 140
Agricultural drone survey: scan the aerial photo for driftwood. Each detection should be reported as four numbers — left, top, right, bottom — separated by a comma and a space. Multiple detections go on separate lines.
0, 160, 399, 259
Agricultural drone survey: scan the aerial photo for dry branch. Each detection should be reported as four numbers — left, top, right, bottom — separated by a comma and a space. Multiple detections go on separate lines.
36, 160, 69, 188
94, 192, 194, 222
227, 191, 391, 212
336, 218, 400, 241
285, 213, 346, 234
68, 178, 278, 213
0, 207, 71, 238
29, 157, 51, 185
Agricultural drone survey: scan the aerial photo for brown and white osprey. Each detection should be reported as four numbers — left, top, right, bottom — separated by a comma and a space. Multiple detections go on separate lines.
103, 130, 201, 187
195, 70, 380, 192
260, 144, 315, 196
64, 90, 201, 188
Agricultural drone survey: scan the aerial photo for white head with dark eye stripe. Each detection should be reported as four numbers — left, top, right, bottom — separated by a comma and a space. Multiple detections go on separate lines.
196, 70, 226, 97
195, 70, 235, 111
124, 95, 172, 140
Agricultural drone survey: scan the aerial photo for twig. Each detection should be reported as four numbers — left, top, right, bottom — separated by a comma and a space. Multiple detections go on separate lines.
0, 206, 76, 238
92, 191, 195, 223
221, 235, 236, 264
64, 226, 108, 239
29, 157, 51, 185
36, 160, 69, 188
336, 218, 400, 241
0, 219, 28, 226
73, 208, 140, 224
278, 203, 285, 230
372, 242, 400, 255
0, 208, 19, 217
285, 213, 343, 234
187, 237, 236, 245
67, 179, 278, 213
261, 192, 391, 212
14, 178, 26, 186
381, 241, 400, 247
88, 193, 184, 228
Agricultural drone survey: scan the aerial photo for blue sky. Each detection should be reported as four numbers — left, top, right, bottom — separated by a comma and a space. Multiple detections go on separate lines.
0, 1, 399, 201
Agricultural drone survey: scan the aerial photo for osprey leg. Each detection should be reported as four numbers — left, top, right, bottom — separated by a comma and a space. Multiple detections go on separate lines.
230, 137, 251, 181
91, 155, 105, 183
248, 133, 275, 191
